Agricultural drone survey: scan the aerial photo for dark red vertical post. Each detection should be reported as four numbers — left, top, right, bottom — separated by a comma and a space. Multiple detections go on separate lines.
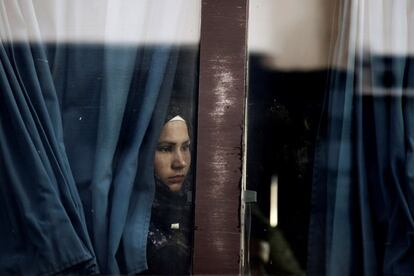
193, 0, 248, 274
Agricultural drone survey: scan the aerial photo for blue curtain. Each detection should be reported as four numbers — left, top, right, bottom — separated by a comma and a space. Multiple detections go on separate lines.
0, 34, 178, 276
307, 1, 414, 274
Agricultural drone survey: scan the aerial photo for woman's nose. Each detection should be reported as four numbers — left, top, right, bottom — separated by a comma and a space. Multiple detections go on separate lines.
172, 150, 186, 169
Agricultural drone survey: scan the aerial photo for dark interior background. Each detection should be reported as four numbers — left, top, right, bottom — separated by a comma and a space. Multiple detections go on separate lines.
247, 54, 328, 272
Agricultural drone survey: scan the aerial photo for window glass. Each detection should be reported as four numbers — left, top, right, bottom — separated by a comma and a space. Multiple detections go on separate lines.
245, 0, 336, 274
0, 1, 200, 274
246, 1, 414, 275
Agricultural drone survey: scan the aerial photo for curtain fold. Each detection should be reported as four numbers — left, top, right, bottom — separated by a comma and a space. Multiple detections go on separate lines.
0, 41, 97, 275
0, 0, 198, 274
308, 0, 414, 275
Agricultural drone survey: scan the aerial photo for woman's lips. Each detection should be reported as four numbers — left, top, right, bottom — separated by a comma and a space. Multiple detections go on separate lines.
168, 175, 185, 184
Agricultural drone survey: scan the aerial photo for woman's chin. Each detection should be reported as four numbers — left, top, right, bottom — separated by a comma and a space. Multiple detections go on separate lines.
167, 183, 183, 192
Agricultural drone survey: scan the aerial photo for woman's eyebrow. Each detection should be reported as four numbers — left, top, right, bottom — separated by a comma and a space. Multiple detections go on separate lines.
158, 139, 190, 145
157, 141, 176, 145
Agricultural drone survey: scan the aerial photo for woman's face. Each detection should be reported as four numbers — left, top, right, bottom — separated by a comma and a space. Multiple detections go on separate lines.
154, 120, 191, 192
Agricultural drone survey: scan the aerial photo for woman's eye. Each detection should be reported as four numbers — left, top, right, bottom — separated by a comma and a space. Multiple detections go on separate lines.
157, 145, 172, 152
181, 143, 190, 151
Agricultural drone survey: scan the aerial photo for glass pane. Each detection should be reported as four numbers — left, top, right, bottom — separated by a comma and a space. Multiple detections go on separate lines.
0, 1, 200, 274
245, 0, 336, 274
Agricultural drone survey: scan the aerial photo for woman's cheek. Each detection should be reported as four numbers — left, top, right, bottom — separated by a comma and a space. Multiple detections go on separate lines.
154, 153, 170, 177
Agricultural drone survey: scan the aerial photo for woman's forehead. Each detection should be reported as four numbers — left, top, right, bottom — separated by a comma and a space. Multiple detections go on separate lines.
159, 121, 190, 142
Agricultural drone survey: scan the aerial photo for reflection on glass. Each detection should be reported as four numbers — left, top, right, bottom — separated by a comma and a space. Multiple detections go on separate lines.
245, 0, 335, 275
0, 1, 200, 274
269, 175, 278, 228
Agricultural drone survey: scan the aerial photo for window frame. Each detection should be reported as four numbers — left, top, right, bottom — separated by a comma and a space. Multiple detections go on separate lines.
192, 0, 248, 274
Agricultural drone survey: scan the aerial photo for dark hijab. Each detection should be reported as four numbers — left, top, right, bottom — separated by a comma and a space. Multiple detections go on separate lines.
143, 108, 192, 275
